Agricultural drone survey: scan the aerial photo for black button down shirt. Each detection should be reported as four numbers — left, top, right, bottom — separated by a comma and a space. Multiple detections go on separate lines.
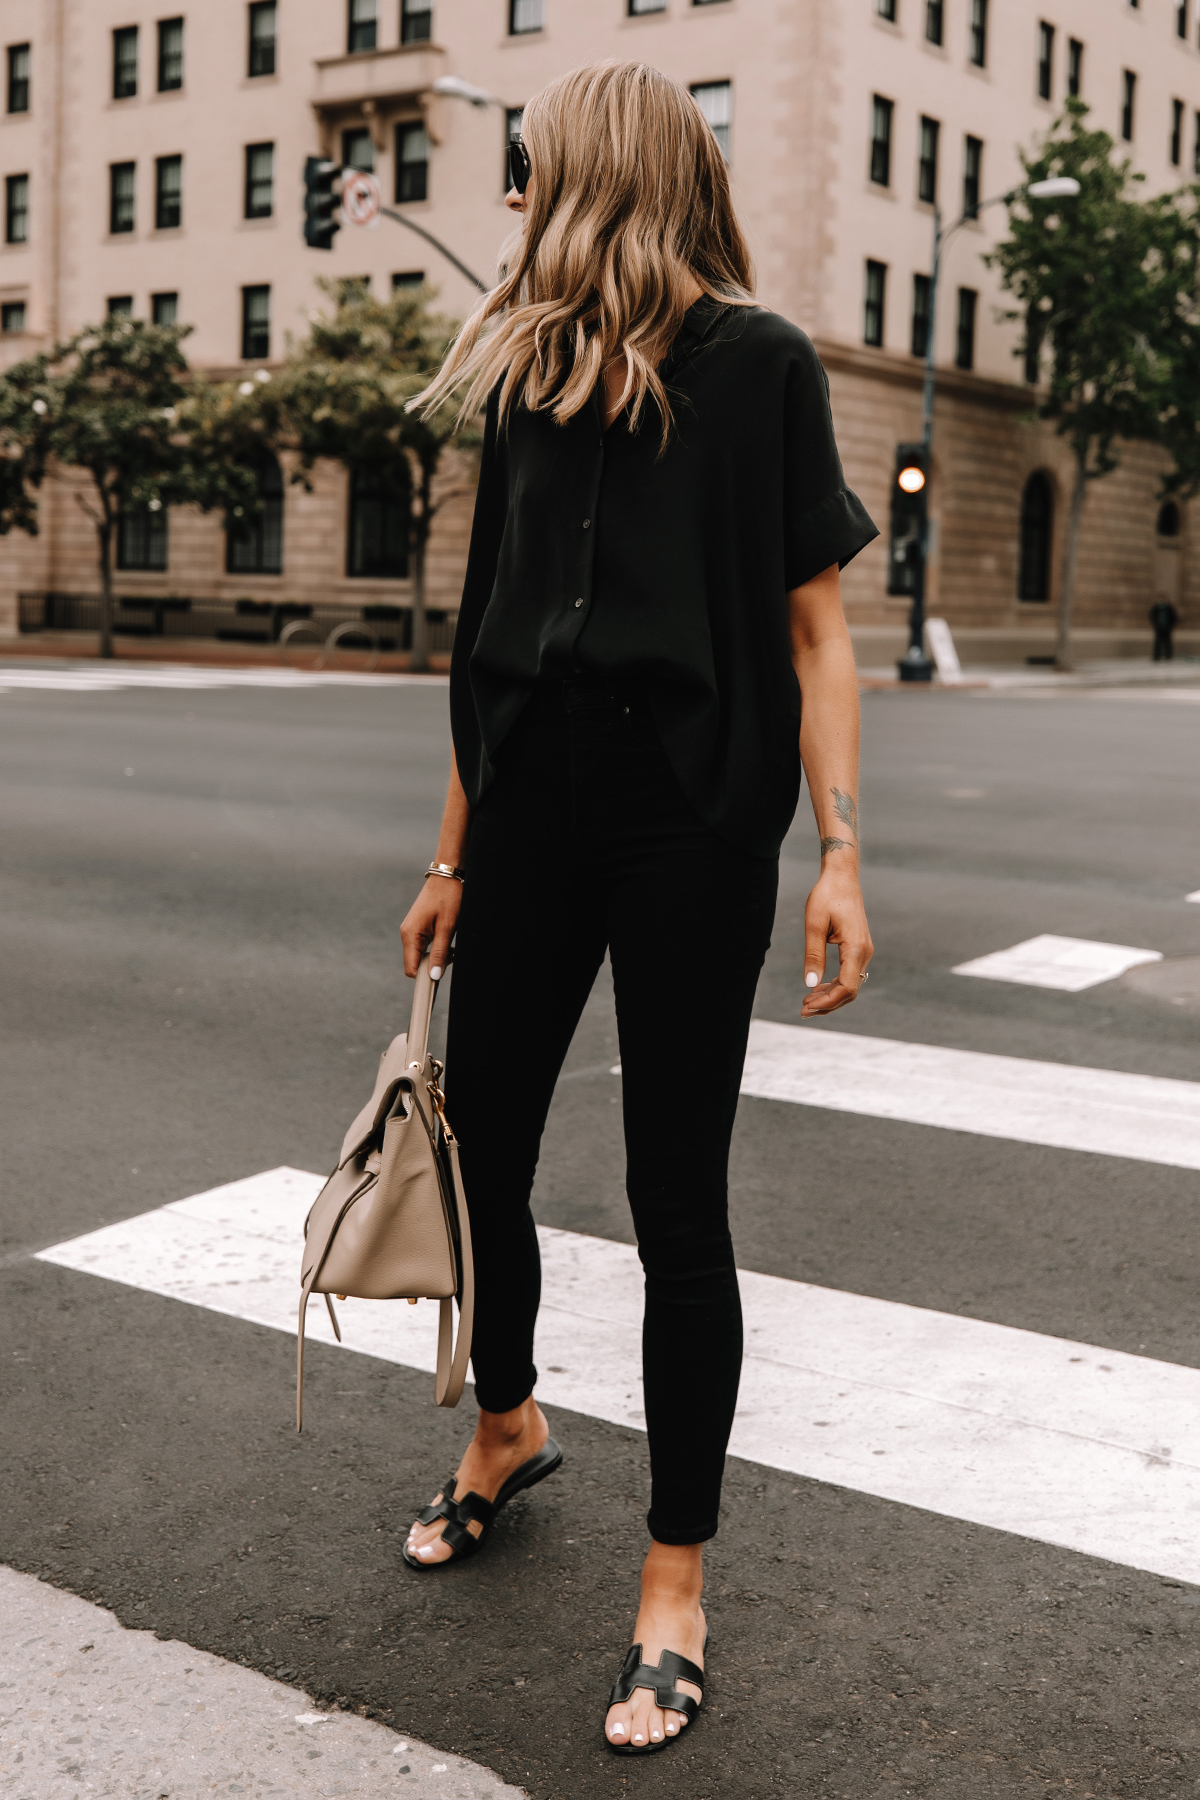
450, 299, 878, 858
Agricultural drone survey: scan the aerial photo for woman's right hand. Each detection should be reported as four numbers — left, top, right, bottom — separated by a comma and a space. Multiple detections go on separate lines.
400, 877, 463, 980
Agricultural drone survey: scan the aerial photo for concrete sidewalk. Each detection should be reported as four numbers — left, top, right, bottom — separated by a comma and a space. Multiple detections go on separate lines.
0, 1566, 525, 1800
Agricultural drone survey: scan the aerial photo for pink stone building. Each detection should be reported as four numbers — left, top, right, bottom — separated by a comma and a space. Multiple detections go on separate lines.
1, 0, 1196, 658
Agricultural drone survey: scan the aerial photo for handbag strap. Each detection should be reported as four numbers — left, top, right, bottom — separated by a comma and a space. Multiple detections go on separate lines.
435, 1137, 474, 1407
406, 954, 439, 1070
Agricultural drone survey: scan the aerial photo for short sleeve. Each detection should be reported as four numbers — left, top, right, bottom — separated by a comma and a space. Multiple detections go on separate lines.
782, 340, 879, 590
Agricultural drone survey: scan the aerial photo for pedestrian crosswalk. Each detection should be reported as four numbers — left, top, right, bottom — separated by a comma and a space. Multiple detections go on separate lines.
0, 663, 446, 694
38, 1075, 1200, 1589
739, 1020, 1200, 1169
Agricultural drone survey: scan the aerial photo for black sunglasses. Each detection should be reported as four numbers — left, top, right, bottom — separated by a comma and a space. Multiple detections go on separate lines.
507, 134, 531, 196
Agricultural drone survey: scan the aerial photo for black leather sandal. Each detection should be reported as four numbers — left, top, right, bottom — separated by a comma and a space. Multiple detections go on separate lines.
401, 1438, 563, 1569
605, 1641, 706, 1754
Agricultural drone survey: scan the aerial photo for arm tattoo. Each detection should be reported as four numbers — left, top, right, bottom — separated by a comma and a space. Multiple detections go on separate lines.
820, 835, 852, 855
831, 787, 859, 841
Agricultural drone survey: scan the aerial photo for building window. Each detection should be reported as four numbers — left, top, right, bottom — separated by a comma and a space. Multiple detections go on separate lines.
7, 44, 30, 114
1067, 39, 1083, 98
1, 300, 26, 332
918, 116, 939, 204
402, 0, 433, 41
117, 506, 169, 572
690, 82, 732, 160
248, 2, 276, 76
1121, 70, 1136, 143
155, 155, 182, 230
241, 283, 270, 359
245, 143, 274, 218
395, 122, 429, 202
1018, 472, 1053, 601
963, 135, 982, 218
227, 453, 283, 575
109, 165, 136, 235
107, 295, 134, 317
864, 260, 886, 347
630, 0, 667, 10
347, 466, 410, 577
969, 0, 988, 67
157, 18, 184, 92
870, 96, 893, 186
1172, 99, 1184, 167
956, 287, 977, 370
393, 270, 424, 289
1195, 113, 1200, 176
113, 26, 138, 99
509, 0, 543, 33
348, 0, 377, 52
1178, 1, 1189, 37
1157, 500, 1181, 538
342, 127, 374, 173
877, 0, 897, 19
1037, 22, 1054, 100
505, 106, 524, 189
5, 172, 28, 244
152, 291, 178, 324
911, 274, 931, 358
926, 1, 943, 44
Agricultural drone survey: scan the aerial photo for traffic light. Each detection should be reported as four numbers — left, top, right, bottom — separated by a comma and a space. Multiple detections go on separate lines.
304, 156, 341, 250
887, 442, 929, 598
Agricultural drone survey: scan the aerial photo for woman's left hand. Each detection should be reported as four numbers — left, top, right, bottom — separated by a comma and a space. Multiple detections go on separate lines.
801, 867, 873, 1016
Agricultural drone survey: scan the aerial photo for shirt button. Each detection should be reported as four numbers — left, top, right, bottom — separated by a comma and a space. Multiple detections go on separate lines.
582, 518, 591, 529
574, 597, 584, 608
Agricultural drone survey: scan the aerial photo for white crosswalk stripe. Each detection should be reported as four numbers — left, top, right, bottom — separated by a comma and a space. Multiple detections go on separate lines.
37, 1159, 1200, 1587
739, 1020, 1200, 1169
0, 663, 446, 693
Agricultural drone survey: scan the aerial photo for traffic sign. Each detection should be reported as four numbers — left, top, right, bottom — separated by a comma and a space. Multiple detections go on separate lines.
341, 172, 382, 230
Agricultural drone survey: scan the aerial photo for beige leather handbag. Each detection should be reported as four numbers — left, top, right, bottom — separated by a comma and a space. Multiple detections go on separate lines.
296, 956, 473, 1430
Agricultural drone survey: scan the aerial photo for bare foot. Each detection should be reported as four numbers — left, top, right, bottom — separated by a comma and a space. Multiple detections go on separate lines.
405, 1397, 548, 1566
605, 1542, 705, 1750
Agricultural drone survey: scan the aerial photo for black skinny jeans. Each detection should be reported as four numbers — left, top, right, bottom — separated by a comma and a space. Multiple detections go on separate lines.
444, 679, 778, 1544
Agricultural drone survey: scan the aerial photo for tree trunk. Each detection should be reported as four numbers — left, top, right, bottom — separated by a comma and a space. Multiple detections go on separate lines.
97, 507, 115, 661
408, 460, 434, 675
1055, 444, 1089, 672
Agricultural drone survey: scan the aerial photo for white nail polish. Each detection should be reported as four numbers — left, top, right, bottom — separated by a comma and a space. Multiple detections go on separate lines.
430, 966, 443, 982
805, 971, 819, 988
633, 1735, 644, 1744
651, 1731, 662, 1741
610, 1724, 626, 1736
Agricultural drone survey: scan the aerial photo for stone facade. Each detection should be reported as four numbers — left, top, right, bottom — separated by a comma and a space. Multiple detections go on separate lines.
1, 0, 1197, 656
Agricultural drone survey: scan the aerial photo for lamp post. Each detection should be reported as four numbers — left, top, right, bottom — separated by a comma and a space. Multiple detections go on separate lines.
896, 173, 1081, 683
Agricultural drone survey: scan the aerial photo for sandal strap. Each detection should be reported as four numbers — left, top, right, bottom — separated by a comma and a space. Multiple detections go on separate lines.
414, 1476, 495, 1548
609, 1644, 704, 1718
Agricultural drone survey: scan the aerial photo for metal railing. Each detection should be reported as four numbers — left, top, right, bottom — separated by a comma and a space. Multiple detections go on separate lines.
17, 592, 457, 654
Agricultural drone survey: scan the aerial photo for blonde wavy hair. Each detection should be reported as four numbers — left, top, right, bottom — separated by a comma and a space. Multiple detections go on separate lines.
412, 59, 754, 447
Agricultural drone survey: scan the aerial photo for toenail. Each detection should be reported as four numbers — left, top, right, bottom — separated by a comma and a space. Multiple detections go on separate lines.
651, 1730, 662, 1741
610, 1724, 625, 1736
633, 1734, 644, 1743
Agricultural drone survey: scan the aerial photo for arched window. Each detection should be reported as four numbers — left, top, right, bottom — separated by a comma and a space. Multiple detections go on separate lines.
1156, 500, 1181, 538
1018, 471, 1053, 602
226, 452, 283, 575
347, 464, 409, 578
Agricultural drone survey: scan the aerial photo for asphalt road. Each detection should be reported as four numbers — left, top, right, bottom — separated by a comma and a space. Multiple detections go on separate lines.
2, 669, 1200, 1799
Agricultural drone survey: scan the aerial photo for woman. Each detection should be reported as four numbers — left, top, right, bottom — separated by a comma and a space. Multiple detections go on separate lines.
400, 60, 875, 1754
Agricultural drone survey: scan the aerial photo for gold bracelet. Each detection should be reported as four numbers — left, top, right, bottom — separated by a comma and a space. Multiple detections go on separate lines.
425, 861, 466, 883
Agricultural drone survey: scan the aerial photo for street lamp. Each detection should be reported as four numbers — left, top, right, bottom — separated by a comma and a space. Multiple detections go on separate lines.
896, 173, 1081, 683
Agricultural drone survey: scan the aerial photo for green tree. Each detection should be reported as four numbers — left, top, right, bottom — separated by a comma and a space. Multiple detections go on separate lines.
0, 314, 257, 658
269, 282, 476, 673
989, 101, 1171, 667
1146, 183, 1200, 503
